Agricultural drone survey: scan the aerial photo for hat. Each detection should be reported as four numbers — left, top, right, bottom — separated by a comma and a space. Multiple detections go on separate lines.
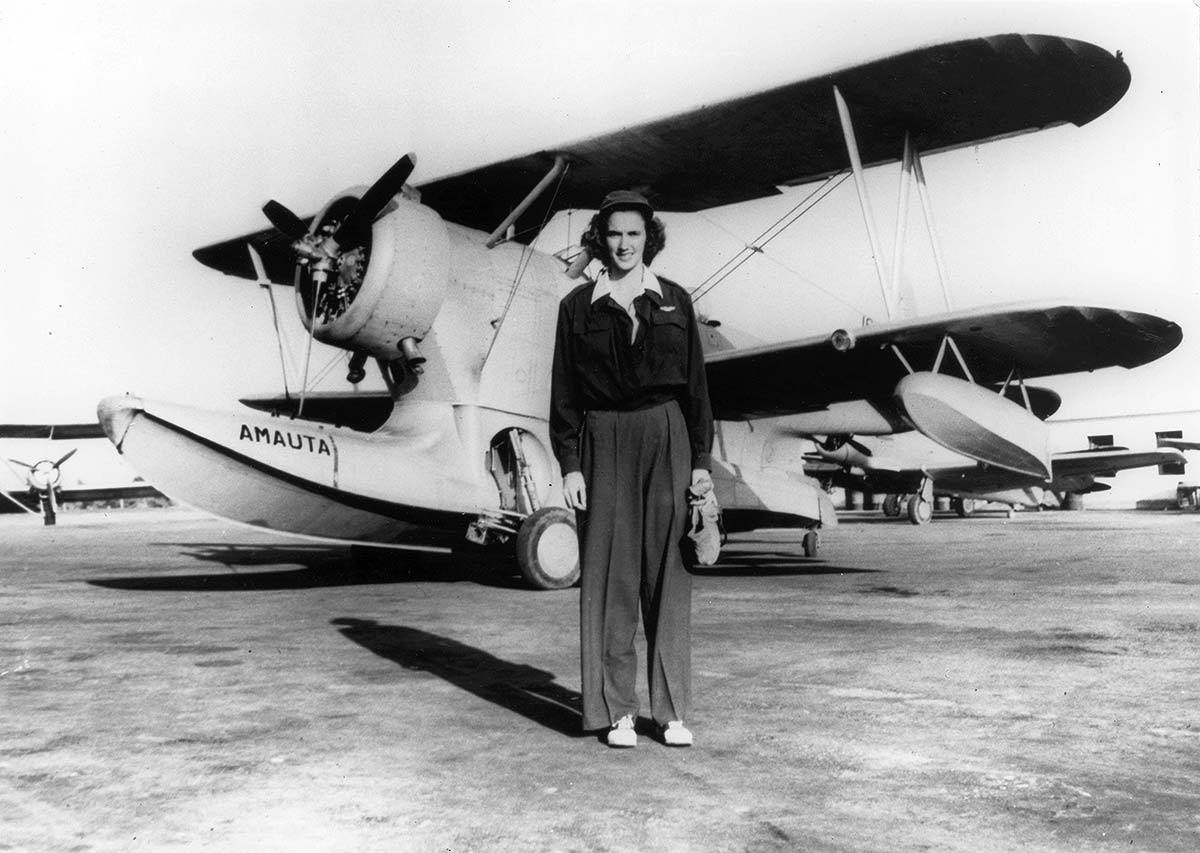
599, 190, 653, 216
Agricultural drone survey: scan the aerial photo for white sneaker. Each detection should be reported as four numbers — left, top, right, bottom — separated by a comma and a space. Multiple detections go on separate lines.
606, 714, 637, 748
661, 720, 693, 747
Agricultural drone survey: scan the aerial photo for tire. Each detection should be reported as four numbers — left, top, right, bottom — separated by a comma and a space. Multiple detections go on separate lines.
802, 529, 820, 558
906, 495, 932, 525
952, 497, 975, 518
882, 494, 901, 517
515, 507, 580, 590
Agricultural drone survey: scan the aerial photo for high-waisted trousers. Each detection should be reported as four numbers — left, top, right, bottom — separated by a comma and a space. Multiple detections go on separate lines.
577, 399, 692, 731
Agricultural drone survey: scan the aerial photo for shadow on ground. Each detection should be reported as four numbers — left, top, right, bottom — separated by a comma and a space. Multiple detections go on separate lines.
88, 543, 527, 592
690, 552, 881, 576
332, 618, 584, 737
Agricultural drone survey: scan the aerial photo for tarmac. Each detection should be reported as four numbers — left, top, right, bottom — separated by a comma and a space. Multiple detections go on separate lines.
2, 506, 1198, 852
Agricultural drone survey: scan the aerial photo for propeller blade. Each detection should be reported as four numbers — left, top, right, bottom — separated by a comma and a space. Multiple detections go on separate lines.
262, 200, 309, 241
8, 458, 34, 469
847, 437, 874, 458
333, 153, 416, 246
54, 448, 78, 468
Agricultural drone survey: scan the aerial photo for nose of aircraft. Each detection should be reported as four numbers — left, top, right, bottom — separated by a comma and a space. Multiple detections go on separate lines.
96, 394, 143, 448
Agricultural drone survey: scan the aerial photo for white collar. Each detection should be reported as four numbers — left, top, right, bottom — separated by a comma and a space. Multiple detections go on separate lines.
591, 266, 662, 303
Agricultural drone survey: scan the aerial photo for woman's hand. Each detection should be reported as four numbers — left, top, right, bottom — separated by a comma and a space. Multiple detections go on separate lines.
563, 471, 588, 511
690, 468, 713, 499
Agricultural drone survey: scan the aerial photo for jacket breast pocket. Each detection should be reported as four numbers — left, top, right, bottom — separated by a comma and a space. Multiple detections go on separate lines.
572, 314, 618, 371
647, 310, 690, 381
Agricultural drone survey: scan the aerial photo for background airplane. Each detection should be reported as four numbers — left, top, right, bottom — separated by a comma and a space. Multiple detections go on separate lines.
0, 424, 164, 524
805, 427, 1187, 524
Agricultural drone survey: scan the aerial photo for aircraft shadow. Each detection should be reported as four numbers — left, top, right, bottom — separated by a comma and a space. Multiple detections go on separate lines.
331, 618, 584, 737
88, 543, 526, 592
690, 553, 880, 577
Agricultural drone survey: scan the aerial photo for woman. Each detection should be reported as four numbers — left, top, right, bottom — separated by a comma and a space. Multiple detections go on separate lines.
550, 190, 714, 748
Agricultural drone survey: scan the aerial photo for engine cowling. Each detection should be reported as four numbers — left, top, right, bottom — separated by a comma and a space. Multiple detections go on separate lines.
295, 194, 451, 360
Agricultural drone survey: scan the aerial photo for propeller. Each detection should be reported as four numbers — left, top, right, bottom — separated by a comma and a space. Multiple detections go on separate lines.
260, 152, 416, 261
258, 153, 417, 415
9, 449, 76, 492
819, 435, 874, 458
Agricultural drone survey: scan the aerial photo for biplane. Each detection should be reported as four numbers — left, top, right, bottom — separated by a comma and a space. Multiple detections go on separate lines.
805, 424, 1187, 522
1, 424, 162, 524
95, 34, 1180, 587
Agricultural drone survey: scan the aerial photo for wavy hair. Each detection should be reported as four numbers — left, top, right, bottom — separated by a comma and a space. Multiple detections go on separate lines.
579, 206, 666, 268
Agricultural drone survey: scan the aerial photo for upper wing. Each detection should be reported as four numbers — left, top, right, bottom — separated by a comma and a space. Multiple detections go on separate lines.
706, 303, 1182, 421
0, 423, 107, 440
194, 33, 1128, 281
420, 34, 1128, 234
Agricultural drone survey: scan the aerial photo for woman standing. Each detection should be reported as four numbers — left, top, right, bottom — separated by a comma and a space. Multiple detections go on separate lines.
550, 190, 713, 748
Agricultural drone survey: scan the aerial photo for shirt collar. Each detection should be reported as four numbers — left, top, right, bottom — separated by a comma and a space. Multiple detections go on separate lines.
591, 266, 662, 304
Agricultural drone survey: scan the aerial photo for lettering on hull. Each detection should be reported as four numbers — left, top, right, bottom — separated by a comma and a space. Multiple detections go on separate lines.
239, 424, 332, 456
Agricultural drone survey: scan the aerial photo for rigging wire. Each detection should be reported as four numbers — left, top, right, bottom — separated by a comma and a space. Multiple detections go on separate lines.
692, 171, 852, 305
689, 174, 841, 299
308, 349, 349, 389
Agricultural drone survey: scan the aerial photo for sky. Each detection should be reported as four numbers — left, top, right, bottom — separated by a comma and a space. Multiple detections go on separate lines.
1, 0, 1197, 428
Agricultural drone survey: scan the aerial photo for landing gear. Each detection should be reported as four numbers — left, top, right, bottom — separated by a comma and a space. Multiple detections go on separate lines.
881, 494, 902, 518
802, 529, 820, 558
952, 497, 975, 518
515, 507, 580, 590
906, 495, 932, 525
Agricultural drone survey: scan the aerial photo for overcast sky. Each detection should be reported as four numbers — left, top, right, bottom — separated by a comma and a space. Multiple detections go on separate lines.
1, 0, 1197, 425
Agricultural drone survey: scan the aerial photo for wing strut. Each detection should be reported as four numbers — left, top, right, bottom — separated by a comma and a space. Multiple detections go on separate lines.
912, 150, 953, 311
834, 86, 893, 320
836, 88, 957, 320
485, 155, 568, 248
889, 133, 915, 315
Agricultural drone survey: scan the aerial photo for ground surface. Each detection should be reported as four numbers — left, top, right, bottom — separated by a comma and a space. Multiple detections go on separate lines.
2, 507, 1198, 852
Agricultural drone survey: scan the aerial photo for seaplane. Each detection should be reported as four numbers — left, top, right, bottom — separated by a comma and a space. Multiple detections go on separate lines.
96, 33, 1181, 587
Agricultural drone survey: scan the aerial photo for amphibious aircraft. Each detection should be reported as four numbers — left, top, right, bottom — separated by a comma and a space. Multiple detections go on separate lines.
805, 426, 1186, 523
95, 34, 1181, 588
1, 424, 162, 524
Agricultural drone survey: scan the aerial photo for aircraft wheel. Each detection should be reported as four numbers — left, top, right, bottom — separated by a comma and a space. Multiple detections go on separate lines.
515, 507, 580, 590
802, 529, 820, 558
952, 497, 975, 518
882, 494, 902, 517
906, 495, 932, 526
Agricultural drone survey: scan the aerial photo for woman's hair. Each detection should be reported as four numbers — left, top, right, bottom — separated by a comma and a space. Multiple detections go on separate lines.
580, 206, 667, 268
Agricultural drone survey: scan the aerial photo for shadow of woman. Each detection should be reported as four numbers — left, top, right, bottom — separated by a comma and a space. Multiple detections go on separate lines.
331, 618, 584, 738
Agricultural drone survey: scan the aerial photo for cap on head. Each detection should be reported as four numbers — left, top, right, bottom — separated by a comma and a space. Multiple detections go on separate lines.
599, 190, 653, 217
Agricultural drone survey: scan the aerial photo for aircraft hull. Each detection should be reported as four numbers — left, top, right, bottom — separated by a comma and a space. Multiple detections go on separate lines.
895, 372, 1051, 479
96, 395, 485, 545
